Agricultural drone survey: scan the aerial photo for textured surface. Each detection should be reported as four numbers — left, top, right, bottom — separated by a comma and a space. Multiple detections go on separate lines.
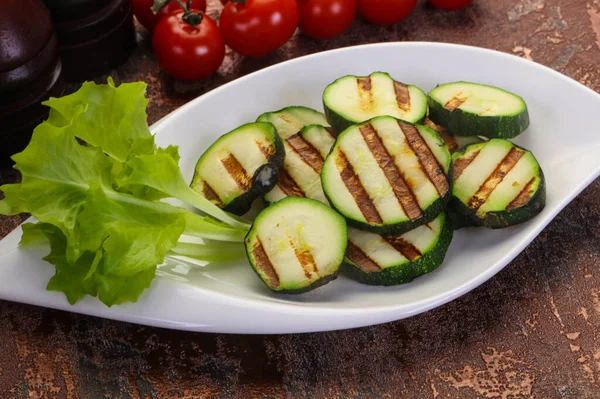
1, 0, 600, 397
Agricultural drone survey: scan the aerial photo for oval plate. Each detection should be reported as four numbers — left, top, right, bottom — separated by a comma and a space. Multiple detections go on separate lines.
1, 42, 600, 334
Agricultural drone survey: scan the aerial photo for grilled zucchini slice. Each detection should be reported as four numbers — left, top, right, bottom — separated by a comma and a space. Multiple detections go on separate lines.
323, 72, 428, 133
451, 138, 545, 228
245, 197, 347, 293
428, 81, 530, 139
265, 124, 337, 205
256, 106, 330, 139
343, 212, 453, 285
190, 122, 285, 216
321, 115, 452, 235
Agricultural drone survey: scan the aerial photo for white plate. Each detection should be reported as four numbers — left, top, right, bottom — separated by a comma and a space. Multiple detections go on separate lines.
1, 42, 600, 334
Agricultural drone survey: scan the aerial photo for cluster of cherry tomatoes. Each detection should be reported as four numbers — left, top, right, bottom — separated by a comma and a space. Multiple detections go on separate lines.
131, 0, 474, 81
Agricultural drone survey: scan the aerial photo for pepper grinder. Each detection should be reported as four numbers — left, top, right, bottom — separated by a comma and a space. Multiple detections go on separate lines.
43, 0, 137, 82
0, 0, 65, 167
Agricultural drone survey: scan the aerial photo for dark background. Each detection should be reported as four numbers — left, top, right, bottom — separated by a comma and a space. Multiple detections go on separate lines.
1, 0, 600, 397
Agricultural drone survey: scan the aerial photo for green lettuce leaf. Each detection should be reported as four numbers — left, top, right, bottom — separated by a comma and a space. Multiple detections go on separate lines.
44, 77, 154, 162
116, 145, 181, 201
20, 222, 51, 247
0, 78, 249, 307
0, 184, 28, 215
20, 223, 91, 304
24, 222, 157, 306
76, 186, 185, 276
116, 152, 250, 229
9, 122, 114, 262
2, 116, 186, 305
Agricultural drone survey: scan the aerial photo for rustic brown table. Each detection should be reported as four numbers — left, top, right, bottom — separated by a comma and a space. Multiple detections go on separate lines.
1, 0, 600, 397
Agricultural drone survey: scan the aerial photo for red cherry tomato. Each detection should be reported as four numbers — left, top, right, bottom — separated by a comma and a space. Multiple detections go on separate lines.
220, 0, 299, 58
298, 0, 357, 40
219, 0, 229, 4
152, 10, 225, 81
430, 0, 474, 11
130, 0, 207, 31
357, 0, 417, 25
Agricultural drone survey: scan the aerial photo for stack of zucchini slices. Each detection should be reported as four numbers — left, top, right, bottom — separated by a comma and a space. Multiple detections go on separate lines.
190, 72, 546, 294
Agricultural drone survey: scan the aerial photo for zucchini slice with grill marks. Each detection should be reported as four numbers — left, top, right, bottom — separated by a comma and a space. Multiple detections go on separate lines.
428, 81, 530, 139
245, 197, 347, 293
343, 212, 453, 285
265, 124, 337, 205
256, 106, 331, 139
323, 72, 428, 133
190, 122, 285, 216
321, 115, 452, 235
451, 138, 545, 228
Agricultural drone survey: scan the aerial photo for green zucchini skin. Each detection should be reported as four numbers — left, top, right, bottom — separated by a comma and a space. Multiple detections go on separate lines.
446, 203, 478, 230
342, 213, 453, 286
327, 192, 451, 236
256, 106, 330, 139
222, 146, 285, 215
450, 170, 546, 229
324, 104, 361, 136
260, 271, 340, 295
450, 139, 546, 229
190, 122, 285, 216
428, 98, 530, 139
323, 72, 428, 134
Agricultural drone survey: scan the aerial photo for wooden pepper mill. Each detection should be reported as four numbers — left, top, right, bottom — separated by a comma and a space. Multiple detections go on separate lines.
0, 0, 65, 167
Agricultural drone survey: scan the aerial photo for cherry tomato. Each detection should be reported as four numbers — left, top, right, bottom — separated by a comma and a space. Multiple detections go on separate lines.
430, 0, 474, 11
298, 0, 356, 40
357, 0, 417, 25
131, 0, 207, 31
219, 0, 228, 4
220, 0, 299, 58
152, 10, 225, 81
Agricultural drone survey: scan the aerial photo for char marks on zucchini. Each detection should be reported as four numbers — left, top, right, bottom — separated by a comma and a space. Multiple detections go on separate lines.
401, 122, 450, 197
451, 138, 546, 228
321, 116, 452, 235
286, 132, 326, 173
424, 117, 459, 153
452, 148, 481, 180
466, 147, 524, 210
507, 177, 537, 210
221, 154, 253, 190
428, 81, 530, 139
384, 236, 422, 261
252, 238, 280, 288
345, 242, 382, 272
343, 212, 453, 285
265, 124, 336, 205
245, 197, 347, 293
323, 72, 428, 133
277, 168, 306, 198
393, 81, 411, 112
335, 149, 383, 224
190, 122, 285, 215
358, 123, 422, 221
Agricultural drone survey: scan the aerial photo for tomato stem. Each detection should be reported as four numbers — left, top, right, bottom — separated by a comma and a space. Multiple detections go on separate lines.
151, 0, 204, 27
151, 0, 170, 13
